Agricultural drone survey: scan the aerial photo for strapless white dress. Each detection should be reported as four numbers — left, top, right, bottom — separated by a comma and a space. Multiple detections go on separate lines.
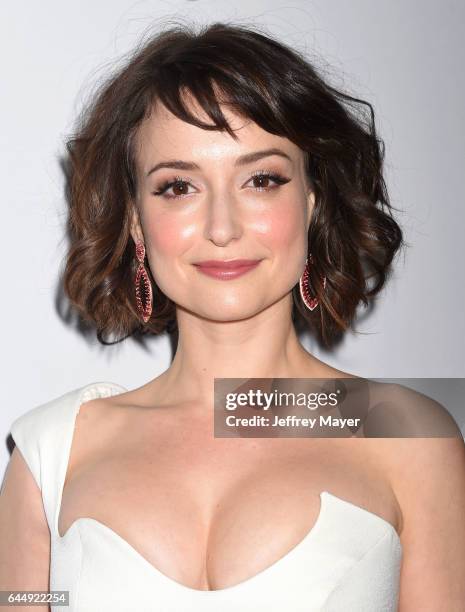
9, 382, 402, 611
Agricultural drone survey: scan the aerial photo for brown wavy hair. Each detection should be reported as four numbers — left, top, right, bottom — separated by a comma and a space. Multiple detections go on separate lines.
62, 20, 405, 348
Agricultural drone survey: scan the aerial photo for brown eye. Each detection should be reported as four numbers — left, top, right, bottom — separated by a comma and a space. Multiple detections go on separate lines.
252, 175, 272, 189
247, 171, 291, 192
152, 176, 195, 200
171, 180, 189, 197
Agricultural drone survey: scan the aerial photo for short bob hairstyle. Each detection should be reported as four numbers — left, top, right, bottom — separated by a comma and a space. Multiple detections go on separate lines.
62, 20, 404, 348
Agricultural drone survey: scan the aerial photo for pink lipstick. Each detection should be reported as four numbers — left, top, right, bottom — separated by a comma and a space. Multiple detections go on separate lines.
193, 259, 262, 280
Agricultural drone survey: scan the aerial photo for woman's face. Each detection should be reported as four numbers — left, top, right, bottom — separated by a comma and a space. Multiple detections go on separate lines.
130, 95, 315, 322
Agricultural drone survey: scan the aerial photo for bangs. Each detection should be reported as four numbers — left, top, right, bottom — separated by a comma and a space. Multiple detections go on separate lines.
139, 30, 296, 142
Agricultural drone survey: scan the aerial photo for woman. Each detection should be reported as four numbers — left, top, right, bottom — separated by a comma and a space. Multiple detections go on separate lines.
1, 21, 464, 612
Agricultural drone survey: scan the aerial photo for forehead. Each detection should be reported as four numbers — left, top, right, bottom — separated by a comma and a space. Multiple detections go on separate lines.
133, 94, 303, 172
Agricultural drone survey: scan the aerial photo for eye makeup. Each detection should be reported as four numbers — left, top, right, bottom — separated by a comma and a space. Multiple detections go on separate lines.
152, 169, 291, 200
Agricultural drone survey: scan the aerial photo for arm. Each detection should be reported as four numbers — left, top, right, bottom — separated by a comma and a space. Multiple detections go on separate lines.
395, 436, 465, 610
0, 446, 51, 611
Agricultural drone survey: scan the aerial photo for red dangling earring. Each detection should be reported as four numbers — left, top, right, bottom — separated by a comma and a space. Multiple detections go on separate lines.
299, 253, 327, 311
134, 240, 153, 323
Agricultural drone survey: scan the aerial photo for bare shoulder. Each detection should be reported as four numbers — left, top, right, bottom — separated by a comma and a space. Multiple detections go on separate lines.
75, 383, 139, 426
366, 381, 461, 437
67, 392, 132, 474
363, 382, 465, 492
71, 378, 169, 443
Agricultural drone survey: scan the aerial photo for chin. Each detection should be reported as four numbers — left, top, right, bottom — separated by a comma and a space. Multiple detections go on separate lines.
190, 302, 265, 323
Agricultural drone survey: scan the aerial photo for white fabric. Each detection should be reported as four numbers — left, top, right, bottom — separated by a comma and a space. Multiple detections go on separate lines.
9, 382, 402, 611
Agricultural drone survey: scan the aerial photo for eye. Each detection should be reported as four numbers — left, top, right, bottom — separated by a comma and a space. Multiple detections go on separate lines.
246, 170, 291, 192
152, 175, 195, 200
151, 170, 291, 201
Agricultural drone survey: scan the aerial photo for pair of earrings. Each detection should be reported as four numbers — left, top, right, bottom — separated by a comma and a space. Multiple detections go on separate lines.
134, 240, 326, 323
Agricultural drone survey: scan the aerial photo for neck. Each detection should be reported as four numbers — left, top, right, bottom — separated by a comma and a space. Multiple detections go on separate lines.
152, 294, 329, 407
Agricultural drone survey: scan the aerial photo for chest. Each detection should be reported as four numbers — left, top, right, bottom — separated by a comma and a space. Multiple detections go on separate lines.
58, 409, 399, 591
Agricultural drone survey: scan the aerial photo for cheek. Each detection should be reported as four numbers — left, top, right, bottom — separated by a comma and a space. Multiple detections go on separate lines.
252, 201, 306, 249
144, 213, 195, 258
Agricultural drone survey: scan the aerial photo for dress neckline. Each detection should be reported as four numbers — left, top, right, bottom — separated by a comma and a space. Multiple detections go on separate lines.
55, 381, 402, 594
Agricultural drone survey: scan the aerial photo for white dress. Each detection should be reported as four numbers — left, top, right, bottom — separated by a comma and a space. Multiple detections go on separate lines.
9, 381, 402, 611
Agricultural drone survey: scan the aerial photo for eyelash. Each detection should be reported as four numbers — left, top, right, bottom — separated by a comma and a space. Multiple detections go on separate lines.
152, 169, 291, 200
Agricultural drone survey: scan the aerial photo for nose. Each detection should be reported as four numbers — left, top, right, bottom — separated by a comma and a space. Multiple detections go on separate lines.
203, 189, 243, 247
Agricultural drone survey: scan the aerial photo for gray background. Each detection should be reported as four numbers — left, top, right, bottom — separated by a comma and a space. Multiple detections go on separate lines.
1, 0, 464, 477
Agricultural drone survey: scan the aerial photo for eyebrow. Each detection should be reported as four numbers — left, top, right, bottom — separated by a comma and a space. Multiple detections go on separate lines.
145, 147, 292, 178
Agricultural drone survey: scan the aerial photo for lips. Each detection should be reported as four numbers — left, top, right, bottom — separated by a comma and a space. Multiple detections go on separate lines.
194, 259, 261, 269
193, 259, 262, 280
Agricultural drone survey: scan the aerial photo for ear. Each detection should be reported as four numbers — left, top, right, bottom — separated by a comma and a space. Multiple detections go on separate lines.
306, 190, 315, 232
129, 202, 144, 246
